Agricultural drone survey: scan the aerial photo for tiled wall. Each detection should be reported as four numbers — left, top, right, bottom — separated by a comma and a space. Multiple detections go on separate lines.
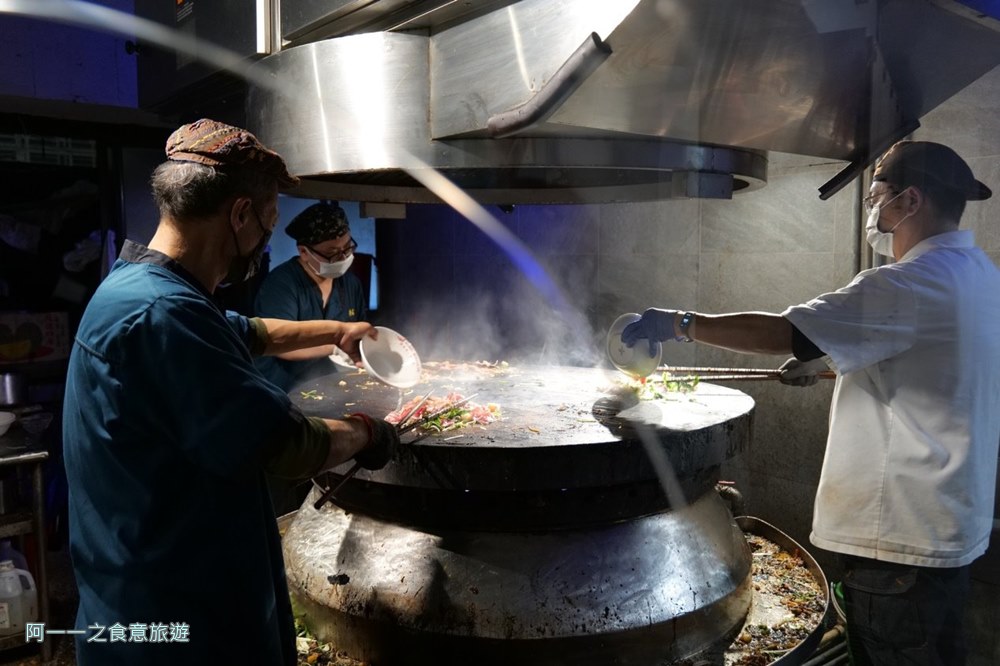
696, 153, 858, 568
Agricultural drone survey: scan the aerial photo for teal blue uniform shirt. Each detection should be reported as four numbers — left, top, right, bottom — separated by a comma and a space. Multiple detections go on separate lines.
254, 257, 368, 391
63, 240, 301, 666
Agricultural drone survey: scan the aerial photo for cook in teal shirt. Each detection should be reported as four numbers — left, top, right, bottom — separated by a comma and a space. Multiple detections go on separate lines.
63, 241, 326, 666
255, 202, 368, 392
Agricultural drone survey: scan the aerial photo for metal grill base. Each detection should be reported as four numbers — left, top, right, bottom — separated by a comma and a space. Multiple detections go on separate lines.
285, 489, 752, 665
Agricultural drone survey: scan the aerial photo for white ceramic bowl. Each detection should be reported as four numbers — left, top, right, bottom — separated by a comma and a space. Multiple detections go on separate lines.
0, 412, 15, 437
359, 326, 422, 389
328, 346, 357, 370
607, 313, 662, 378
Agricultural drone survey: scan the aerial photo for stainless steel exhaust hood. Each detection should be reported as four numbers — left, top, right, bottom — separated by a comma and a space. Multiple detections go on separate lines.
246, 0, 1000, 204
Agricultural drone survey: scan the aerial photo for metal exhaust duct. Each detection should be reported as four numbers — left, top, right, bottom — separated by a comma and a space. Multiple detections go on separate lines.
247, 0, 1000, 204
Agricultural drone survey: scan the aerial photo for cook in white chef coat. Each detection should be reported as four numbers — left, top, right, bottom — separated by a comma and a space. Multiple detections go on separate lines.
622, 140, 999, 666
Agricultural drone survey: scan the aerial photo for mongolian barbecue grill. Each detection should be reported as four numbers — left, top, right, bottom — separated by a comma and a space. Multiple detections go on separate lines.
283, 362, 761, 664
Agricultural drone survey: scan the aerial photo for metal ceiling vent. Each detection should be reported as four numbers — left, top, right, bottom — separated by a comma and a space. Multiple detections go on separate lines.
246, 0, 1000, 204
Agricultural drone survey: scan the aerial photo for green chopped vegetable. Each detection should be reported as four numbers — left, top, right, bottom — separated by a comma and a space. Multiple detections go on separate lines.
423, 407, 467, 431
633, 372, 700, 400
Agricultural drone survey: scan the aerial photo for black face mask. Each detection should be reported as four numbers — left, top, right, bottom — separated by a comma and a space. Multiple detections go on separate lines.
224, 203, 270, 285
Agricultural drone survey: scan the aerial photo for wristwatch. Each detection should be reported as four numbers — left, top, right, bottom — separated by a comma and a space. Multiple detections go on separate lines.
677, 311, 695, 342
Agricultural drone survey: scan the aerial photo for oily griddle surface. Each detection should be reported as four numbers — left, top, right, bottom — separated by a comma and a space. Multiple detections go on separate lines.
290, 361, 754, 449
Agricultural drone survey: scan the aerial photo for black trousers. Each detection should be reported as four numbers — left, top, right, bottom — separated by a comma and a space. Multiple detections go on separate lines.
840, 554, 971, 666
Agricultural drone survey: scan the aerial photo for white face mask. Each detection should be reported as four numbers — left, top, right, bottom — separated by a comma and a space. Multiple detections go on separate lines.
307, 248, 354, 279
865, 190, 910, 258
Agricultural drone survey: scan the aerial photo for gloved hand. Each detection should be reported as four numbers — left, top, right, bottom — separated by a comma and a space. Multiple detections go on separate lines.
778, 357, 831, 387
351, 414, 401, 470
621, 308, 679, 356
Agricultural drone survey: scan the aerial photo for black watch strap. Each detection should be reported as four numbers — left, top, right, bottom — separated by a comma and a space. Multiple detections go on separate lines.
678, 311, 695, 342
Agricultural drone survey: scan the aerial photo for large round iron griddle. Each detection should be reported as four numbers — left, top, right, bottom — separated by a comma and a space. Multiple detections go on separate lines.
291, 363, 754, 529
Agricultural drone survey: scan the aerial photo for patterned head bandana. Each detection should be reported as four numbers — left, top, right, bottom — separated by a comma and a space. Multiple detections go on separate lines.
165, 118, 299, 189
285, 202, 350, 245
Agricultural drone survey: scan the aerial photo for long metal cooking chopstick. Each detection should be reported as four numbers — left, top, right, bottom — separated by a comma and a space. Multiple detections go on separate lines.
314, 393, 478, 510
313, 462, 361, 509
657, 365, 775, 374
655, 367, 835, 380
394, 390, 434, 432
392, 393, 479, 445
658, 365, 829, 375
396, 394, 479, 435
679, 374, 775, 381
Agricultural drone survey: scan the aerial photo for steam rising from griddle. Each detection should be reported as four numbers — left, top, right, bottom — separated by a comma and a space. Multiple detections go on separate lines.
384, 277, 604, 368
394, 159, 600, 366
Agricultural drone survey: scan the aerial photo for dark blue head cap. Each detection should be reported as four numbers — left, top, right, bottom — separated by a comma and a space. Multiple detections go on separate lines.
285, 202, 350, 245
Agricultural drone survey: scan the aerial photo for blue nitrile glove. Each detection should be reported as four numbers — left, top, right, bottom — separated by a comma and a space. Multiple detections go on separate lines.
621, 308, 679, 356
778, 357, 830, 387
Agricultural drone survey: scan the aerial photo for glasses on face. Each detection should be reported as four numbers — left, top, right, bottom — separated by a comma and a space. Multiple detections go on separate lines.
863, 188, 898, 213
308, 238, 357, 262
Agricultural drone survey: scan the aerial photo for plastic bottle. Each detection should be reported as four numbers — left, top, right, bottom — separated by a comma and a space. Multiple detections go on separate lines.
0, 560, 23, 637
0, 559, 36, 636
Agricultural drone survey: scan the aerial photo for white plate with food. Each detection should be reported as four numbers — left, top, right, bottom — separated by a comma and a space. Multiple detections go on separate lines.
607, 312, 662, 378
328, 346, 358, 370
359, 326, 422, 389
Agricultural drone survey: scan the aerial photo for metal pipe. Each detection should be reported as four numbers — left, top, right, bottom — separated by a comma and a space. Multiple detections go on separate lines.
801, 644, 849, 666
800, 629, 848, 666
715, 483, 745, 516
486, 32, 612, 138
28, 458, 51, 662
818, 624, 846, 647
